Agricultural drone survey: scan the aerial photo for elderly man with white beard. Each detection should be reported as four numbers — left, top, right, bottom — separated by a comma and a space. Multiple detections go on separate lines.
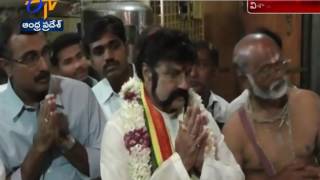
223, 32, 320, 180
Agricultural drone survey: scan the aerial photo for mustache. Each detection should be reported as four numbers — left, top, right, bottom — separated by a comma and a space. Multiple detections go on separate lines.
103, 59, 119, 69
189, 79, 202, 87
34, 71, 50, 82
157, 88, 189, 108
102, 59, 120, 77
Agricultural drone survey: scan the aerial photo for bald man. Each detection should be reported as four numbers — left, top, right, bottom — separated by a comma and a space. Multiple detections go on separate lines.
223, 33, 320, 180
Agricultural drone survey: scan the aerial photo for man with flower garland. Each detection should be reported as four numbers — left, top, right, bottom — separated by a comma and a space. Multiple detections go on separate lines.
100, 28, 244, 180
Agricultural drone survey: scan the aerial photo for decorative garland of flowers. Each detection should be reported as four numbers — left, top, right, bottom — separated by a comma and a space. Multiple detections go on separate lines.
119, 77, 216, 180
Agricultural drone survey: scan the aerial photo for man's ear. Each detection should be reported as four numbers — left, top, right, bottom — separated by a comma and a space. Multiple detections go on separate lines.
142, 63, 152, 83
0, 58, 13, 77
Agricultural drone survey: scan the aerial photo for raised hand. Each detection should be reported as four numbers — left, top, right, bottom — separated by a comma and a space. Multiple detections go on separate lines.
33, 94, 59, 152
175, 106, 209, 171
193, 114, 209, 173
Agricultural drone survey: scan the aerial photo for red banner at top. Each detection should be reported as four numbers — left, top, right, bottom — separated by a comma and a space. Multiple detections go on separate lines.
248, 0, 320, 14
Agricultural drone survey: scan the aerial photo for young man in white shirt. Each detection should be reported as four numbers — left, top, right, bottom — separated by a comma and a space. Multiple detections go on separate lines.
188, 41, 229, 129
82, 12, 137, 120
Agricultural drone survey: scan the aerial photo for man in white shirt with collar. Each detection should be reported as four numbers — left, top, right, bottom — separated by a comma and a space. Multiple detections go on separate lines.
82, 13, 137, 120
100, 28, 244, 180
0, 18, 105, 180
188, 40, 229, 129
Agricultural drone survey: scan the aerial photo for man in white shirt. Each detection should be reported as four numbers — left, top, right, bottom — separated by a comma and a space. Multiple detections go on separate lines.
189, 40, 229, 129
0, 19, 105, 180
100, 28, 244, 180
82, 12, 137, 120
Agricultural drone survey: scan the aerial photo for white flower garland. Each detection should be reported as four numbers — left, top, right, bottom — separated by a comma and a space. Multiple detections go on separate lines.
119, 77, 216, 180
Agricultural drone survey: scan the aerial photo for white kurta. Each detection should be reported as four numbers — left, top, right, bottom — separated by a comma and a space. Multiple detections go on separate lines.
100, 104, 244, 180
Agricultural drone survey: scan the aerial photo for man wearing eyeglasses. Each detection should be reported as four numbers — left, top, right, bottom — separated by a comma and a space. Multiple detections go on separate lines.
223, 32, 320, 180
82, 12, 137, 120
0, 19, 106, 179
226, 28, 284, 121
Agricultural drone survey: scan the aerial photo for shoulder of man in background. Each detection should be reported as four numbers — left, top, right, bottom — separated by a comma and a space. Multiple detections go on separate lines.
207, 91, 230, 129
225, 89, 249, 122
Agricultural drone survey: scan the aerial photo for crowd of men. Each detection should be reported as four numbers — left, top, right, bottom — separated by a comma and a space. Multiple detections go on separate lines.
0, 12, 319, 180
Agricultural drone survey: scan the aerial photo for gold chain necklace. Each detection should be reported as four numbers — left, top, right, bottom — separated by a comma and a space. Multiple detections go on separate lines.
246, 99, 289, 128
245, 99, 296, 172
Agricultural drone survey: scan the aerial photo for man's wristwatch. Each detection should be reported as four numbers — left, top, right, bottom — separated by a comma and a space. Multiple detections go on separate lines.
60, 134, 76, 154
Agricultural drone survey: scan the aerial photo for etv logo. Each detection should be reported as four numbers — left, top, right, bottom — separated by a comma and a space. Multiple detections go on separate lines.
21, 0, 64, 32
26, 0, 58, 19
